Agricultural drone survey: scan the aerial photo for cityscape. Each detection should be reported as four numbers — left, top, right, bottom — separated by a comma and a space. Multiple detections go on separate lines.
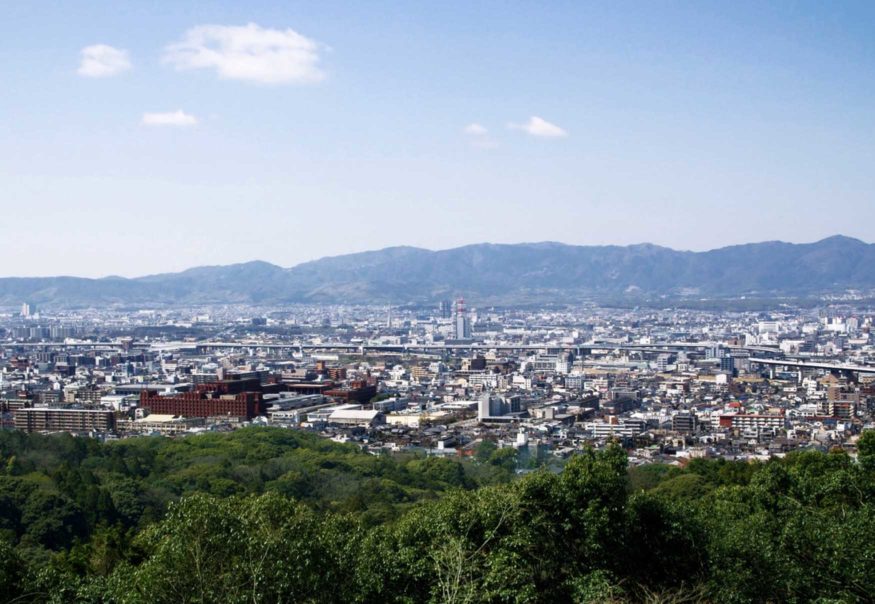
4, 297, 875, 464
5, 1, 875, 602
5, 288, 875, 600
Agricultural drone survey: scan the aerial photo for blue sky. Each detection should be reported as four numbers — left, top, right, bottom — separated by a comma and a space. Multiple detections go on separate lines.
2, 1, 874, 277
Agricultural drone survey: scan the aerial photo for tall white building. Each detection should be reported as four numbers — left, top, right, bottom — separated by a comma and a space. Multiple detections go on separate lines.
454, 298, 472, 340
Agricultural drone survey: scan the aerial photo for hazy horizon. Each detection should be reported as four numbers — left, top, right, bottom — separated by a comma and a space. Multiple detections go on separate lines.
4, 2, 875, 277
1, 233, 869, 280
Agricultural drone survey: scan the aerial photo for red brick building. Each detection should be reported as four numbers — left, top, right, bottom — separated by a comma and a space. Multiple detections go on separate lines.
324, 380, 377, 404
139, 380, 265, 420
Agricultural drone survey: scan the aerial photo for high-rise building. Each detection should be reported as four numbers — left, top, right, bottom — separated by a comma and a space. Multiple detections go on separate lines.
454, 298, 472, 340
656, 354, 671, 372
672, 412, 699, 434
439, 300, 452, 319
477, 393, 491, 421
826, 387, 859, 419
477, 393, 520, 420
14, 408, 115, 433
555, 352, 573, 374
706, 346, 726, 359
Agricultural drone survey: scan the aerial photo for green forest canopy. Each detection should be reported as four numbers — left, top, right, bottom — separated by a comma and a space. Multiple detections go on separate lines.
1, 427, 875, 603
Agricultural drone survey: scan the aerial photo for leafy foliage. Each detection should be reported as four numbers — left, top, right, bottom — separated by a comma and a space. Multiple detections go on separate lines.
2, 427, 875, 602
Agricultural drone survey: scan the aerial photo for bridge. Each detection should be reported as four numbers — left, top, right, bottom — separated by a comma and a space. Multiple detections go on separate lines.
161, 340, 783, 358
4, 339, 783, 357
11, 339, 875, 378
2, 341, 127, 349
748, 357, 875, 375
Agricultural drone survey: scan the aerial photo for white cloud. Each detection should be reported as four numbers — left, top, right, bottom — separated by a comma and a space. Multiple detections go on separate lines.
78, 44, 131, 78
464, 123, 488, 136
141, 110, 198, 127
463, 123, 498, 148
509, 116, 568, 138
163, 22, 325, 85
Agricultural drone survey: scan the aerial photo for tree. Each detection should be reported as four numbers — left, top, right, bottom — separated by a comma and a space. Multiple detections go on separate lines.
20, 491, 86, 550
116, 492, 353, 603
474, 440, 497, 464
0, 537, 24, 602
858, 429, 875, 472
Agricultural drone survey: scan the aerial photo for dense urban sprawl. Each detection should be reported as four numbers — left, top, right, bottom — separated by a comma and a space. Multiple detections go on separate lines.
4, 299, 874, 463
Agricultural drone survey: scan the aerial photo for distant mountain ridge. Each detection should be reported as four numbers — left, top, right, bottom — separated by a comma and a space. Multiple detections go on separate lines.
3, 235, 875, 307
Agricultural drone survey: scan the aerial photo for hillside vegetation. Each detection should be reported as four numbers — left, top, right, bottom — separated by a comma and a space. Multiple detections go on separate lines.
4, 235, 874, 305
1, 427, 875, 603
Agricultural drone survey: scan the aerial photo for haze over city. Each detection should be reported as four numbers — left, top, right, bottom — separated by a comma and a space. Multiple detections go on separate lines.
4, 1, 875, 276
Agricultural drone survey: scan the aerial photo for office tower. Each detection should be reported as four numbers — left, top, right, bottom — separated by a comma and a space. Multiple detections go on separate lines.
454, 297, 471, 340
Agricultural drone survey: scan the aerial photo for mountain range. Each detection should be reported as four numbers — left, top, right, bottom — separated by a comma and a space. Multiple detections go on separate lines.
4, 235, 875, 307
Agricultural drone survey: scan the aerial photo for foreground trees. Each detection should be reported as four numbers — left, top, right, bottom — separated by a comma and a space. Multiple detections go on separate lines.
2, 427, 875, 602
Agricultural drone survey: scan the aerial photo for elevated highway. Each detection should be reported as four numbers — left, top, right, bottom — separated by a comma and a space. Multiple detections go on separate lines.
748, 357, 875, 375
4, 339, 782, 357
